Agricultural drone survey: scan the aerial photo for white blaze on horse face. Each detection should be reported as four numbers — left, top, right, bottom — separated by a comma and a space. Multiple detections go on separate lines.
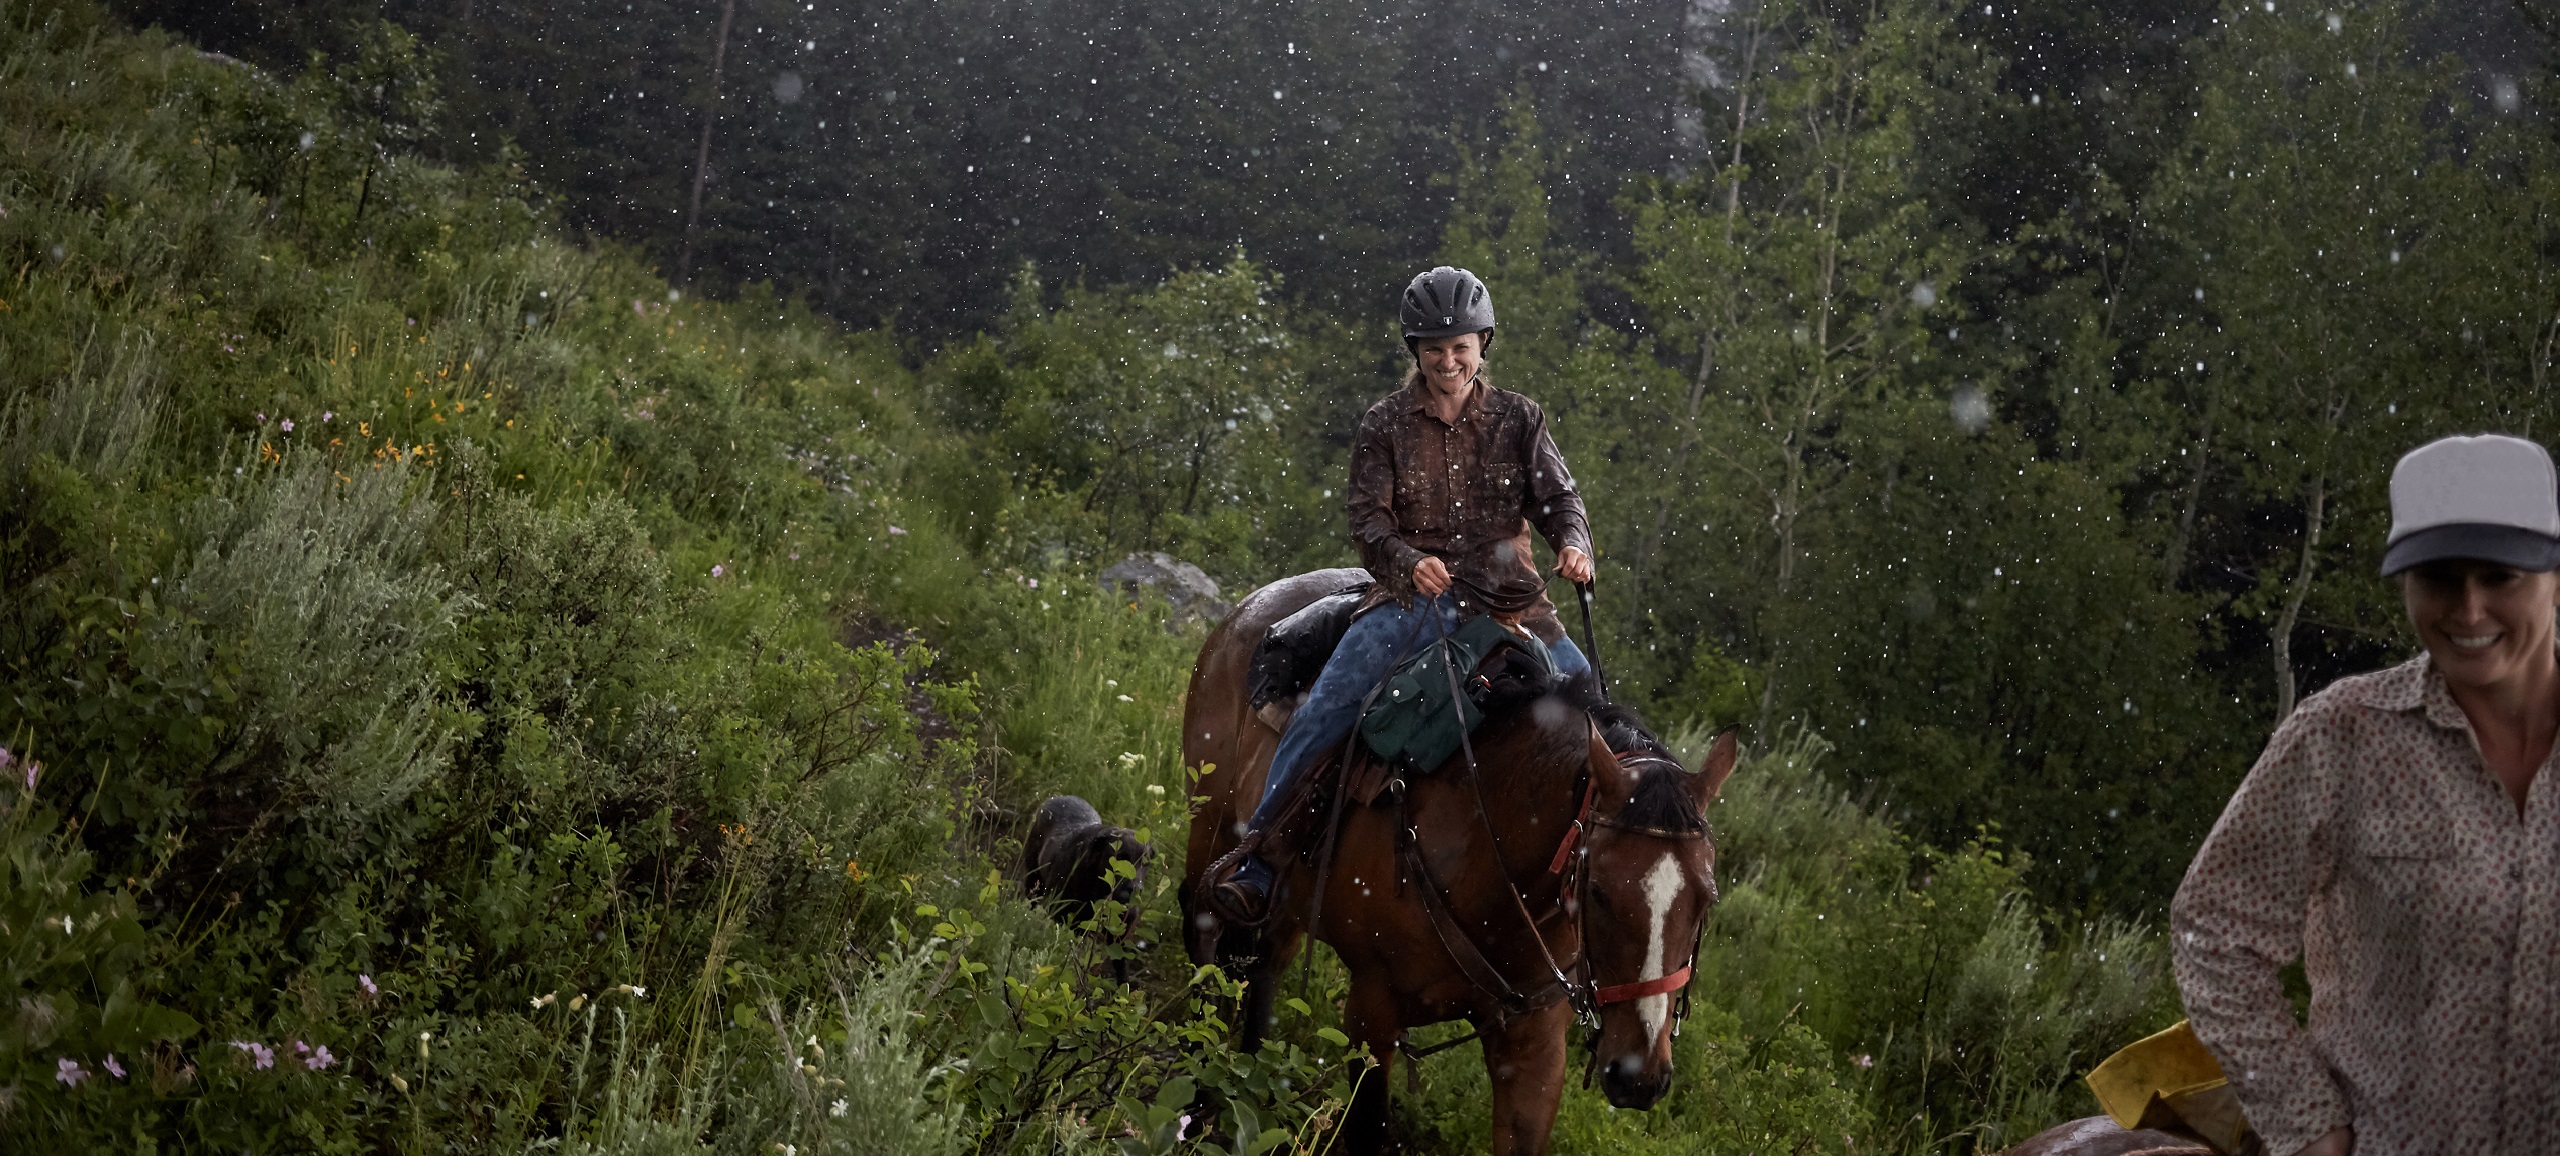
1637, 852, 1681, 1045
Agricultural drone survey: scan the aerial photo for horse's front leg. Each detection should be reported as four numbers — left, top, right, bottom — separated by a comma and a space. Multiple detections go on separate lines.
1336, 976, 1402, 1156
1478, 1001, 1573, 1156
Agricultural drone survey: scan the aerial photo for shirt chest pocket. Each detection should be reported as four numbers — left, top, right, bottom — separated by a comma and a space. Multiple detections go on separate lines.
2345, 812, 2450, 896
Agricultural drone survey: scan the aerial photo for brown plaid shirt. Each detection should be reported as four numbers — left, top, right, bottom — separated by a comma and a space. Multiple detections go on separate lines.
1346, 378, 1590, 623
2171, 653, 2560, 1156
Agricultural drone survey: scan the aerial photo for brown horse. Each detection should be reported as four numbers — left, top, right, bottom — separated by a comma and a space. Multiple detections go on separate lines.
1180, 570, 1740, 1155
1998, 1117, 2215, 1156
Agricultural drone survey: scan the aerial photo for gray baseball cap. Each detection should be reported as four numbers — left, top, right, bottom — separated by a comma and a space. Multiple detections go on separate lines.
2381, 433, 2560, 575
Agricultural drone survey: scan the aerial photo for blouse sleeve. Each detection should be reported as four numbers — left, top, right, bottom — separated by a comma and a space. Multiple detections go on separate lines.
1518, 400, 1591, 559
2170, 705, 2350, 1156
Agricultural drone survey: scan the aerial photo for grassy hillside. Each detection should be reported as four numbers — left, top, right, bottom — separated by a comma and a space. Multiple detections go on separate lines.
1, 2, 2175, 1150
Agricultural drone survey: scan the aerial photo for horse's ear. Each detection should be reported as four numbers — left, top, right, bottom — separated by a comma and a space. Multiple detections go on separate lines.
1690, 729, 1740, 806
1590, 727, 1642, 806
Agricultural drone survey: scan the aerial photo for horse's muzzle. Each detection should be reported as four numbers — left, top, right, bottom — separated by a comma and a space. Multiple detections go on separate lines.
1598, 1054, 1673, 1109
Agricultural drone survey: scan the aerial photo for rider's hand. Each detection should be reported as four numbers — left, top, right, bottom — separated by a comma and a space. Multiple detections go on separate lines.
1412, 556, 1452, 597
2291, 1129, 2352, 1156
1557, 547, 1594, 586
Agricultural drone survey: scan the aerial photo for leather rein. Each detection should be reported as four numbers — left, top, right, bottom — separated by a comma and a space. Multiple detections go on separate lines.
1387, 641, 1711, 1070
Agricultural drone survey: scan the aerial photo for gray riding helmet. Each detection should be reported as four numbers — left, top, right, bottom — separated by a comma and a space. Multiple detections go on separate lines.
1401, 266, 1496, 347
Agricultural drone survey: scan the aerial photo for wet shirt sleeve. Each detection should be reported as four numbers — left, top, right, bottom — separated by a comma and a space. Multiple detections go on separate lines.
1519, 401, 1591, 559
1347, 407, 1425, 586
2170, 709, 2350, 1156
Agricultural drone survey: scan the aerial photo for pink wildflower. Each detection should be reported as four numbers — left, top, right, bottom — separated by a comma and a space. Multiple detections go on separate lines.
103, 1054, 126, 1079
56, 1058, 88, 1086
280, 418, 295, 432
256, 412, 267, 423
710, 564, 726, 578
887, 525, 908, 536
231, 1040, 276, 1070
359, 973, 378, 995
306, 1045, 336, 1070
322, 411, 334, 422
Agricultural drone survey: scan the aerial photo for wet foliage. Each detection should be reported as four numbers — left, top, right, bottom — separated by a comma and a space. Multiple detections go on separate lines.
6, 0, 2560, 1149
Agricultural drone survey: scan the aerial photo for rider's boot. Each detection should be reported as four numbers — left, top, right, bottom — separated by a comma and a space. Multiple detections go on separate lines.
1209, 852, 1275, 925
1208, 746, 1315, 926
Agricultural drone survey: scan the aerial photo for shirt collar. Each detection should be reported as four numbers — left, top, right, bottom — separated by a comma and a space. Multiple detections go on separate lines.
1403, 378, 1488, 421
2343, 651, 2487, 732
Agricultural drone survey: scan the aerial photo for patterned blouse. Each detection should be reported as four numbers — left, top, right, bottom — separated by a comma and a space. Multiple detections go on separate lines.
2170, 653, 2560, 1156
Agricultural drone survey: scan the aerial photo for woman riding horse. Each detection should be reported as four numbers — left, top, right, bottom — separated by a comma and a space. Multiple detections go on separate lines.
1208, 266, 1598, 925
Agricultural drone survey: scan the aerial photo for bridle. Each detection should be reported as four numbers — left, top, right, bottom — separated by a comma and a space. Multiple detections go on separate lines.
1552, 750, 1713, 1085
1390, 731, 1712, 1081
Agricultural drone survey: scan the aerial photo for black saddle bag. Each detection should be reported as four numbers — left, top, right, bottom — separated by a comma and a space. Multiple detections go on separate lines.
1247, 583, 1372, 709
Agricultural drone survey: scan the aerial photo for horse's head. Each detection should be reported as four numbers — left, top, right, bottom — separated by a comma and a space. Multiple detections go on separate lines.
1574, 726, 1738, 1109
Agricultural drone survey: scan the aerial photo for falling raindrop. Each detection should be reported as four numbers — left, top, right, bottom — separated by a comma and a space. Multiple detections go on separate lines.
1950, 385, 1991, 434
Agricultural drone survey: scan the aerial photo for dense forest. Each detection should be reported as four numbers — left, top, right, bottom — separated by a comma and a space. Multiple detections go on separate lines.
4, 0, 2556, 1149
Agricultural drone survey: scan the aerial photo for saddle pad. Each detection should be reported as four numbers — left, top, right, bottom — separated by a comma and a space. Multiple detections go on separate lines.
1358, 614, 1553, 774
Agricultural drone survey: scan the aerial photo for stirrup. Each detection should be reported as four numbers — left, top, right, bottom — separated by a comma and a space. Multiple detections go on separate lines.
1203, 835, 1275, 927
1209, 872, 1273, 928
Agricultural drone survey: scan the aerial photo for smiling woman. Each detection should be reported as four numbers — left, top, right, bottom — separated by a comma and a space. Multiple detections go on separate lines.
2170, 434, 2560, 1156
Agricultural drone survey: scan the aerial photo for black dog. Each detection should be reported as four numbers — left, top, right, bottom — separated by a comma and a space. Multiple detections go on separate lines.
1019, 795, 1152, 933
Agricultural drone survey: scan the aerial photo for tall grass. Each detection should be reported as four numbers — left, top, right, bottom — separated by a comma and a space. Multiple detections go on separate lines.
0, 2, 2177, 1150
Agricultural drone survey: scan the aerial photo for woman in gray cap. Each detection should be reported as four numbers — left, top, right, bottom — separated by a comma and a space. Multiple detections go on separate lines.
2171, 434, 2560, 1156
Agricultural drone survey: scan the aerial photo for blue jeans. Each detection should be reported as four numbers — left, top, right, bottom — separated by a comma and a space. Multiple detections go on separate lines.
1247, 593, 1590, 833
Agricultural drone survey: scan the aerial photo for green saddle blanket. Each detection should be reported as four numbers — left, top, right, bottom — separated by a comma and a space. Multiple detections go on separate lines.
1358, 614, 1555, 775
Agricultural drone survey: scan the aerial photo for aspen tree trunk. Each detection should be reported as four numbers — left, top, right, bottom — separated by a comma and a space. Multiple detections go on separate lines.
2163, 389, 2218, 585
676, 0, 739, 286
2272, 471, 2326, 722
1755, 165, 1842, 740
1634, 3, 1763, 613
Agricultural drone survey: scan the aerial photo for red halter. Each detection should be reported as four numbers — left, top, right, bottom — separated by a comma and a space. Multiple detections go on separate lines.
1592, 963, 1695, 1005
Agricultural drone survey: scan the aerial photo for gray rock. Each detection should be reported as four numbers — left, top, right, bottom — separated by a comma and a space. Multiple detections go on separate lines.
1098, 551, 1232, 629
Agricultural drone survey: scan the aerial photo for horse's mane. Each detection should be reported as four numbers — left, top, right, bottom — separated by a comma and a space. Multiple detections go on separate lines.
1556, 671, 1705, 835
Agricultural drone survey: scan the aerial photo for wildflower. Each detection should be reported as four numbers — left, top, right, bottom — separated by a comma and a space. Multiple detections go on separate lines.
359, 973, 378, 995
1178, 1113, 1193, 1140
789, 552, 800, 561
256, 412, 267, 423
830, 1098, 849, 1118
280, 418, 295, 432
306, 1045, 336, 1070
231, 1041, 276, 1070
710, 564, 725, 578
845, 858, 866, 881
886, 525, 907, 536
1852, 1053, 1874, 1069
1116, 694, 1134, 703
1146, 784, 1166, 798
614, 984, 648, 999
418, 1032, 431, 1060
531, 992, 556, 1010
103, 1054, 126, 1078
322, 411, 334, 422
390, 1072, 411, 1093
56, 1058, 89, 1086
568, 993, 586, 1011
